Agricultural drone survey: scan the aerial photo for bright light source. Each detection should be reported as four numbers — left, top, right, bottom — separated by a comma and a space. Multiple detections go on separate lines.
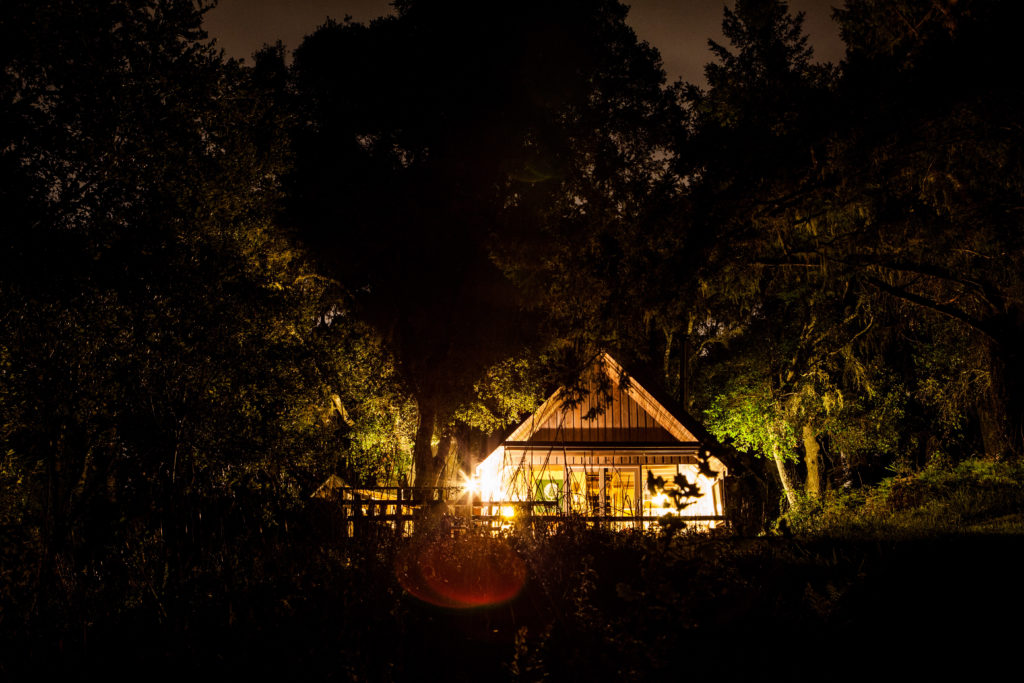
500, 505, 515, 519
458, 471, 479, 498
645, 491, 677, 517
474, 466, 503, 503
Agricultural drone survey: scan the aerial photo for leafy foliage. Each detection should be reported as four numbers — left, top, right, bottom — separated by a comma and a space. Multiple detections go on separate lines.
453, 356, 545, 434
0, 0, 363, 634
788, 458, 1024, 537
670, 0, 1024, 515
704, 373, 799, 464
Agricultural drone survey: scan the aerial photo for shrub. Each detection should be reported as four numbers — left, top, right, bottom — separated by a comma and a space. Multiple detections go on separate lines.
787, 458, 1024, 537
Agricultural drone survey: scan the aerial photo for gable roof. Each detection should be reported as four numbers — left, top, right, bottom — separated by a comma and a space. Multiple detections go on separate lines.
501, 352, 722, 451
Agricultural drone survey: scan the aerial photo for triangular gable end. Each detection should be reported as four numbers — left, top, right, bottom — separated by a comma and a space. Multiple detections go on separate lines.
502, 353, 700, 446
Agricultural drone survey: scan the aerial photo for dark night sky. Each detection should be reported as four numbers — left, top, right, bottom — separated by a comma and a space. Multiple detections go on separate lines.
204, 0, 845, 85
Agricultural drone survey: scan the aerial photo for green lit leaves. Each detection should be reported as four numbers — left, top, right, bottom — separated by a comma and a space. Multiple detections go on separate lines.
705, 384, 799, 463
453, 356, 544, 434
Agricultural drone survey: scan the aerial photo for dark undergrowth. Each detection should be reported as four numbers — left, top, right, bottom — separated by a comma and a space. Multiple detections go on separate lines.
787, 457, 1024, 537
2, 459, 1022, 681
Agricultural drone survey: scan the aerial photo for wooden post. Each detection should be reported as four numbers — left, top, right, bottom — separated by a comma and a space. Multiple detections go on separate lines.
395, 487, 404, 538
340, 488, 349, 539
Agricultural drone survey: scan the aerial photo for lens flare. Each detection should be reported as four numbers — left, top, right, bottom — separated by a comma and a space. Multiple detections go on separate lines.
396, 535, 526, 609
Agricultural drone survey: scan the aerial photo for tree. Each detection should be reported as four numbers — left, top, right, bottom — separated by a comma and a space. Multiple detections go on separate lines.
827, 1, 1024, 458
786, 0, 1024, 458
0, 0, 347, 629
667, 1, 852, 505
672, 0, 1024, 517
698, 286, 907, 506
288, 0, 674, 485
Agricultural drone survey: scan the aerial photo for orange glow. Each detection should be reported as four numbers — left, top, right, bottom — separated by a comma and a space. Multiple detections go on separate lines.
395, 535, 526, 609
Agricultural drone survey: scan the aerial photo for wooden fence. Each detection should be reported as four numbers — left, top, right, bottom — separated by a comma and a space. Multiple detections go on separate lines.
317, 486, 726, 538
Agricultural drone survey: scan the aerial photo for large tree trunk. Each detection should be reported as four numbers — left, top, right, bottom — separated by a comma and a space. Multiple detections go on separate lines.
434, 434, 453, 484
982, 319, 1024, 459
771, 442, 799, 511
803, 424, 824, 499
977, 397, 1010, 460
412, 401, 437, 488
412, 399, 457, 489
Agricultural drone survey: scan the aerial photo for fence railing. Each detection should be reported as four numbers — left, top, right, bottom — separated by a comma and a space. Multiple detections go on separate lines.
313, 486, 726, 537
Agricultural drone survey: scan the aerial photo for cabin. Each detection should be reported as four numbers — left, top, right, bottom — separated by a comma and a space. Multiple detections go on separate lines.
473, 353, 730, 528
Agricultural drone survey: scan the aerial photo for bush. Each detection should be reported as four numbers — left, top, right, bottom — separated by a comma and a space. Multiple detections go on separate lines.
787, 458, 1024, 537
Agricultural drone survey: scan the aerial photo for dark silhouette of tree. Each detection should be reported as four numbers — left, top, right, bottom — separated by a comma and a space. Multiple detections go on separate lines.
665, 1, 851, 506
288, 0, 673, 485
661, 0, 1024, 514
749, 0, 1024, 461
825, 0, 1024, 459
0, 0, 351, 630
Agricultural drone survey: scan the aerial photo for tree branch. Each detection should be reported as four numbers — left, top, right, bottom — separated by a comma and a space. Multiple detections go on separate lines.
864, 276, 993, 339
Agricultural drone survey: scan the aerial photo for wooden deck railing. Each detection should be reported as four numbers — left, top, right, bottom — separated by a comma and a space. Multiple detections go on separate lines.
315, 486, 726, 537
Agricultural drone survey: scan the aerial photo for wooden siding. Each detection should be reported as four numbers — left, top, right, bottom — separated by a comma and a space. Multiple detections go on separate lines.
504, 449, 705, 467
529, 372, 678, 443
